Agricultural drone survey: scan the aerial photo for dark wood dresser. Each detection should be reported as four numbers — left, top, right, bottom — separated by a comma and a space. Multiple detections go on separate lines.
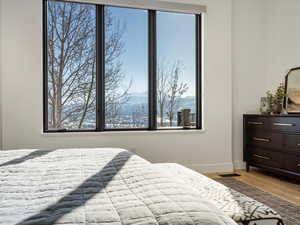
244, 114, 300, 180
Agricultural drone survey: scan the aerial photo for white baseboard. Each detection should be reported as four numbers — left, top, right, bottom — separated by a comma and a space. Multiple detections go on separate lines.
233, 160, 246, 170
184, 162, 234, 173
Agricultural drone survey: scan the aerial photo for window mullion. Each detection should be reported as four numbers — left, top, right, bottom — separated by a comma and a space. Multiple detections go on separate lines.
148, 10, 157, 130
43, 0, 49, 132
196, 14, 202, 129
96, 5, 105, 131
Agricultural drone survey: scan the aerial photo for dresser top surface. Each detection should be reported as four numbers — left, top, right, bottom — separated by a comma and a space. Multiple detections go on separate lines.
244, 114, 300, 117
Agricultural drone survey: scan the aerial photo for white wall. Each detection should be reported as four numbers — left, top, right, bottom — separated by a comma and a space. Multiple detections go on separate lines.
231, 0, 267, 169
265, 0, 300, 91
231, 0, 300, 168
0, 0, 3, 150
0, 0, 233, 172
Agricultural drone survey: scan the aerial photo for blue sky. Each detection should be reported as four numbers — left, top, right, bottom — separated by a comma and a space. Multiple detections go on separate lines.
109, 7, 196, 97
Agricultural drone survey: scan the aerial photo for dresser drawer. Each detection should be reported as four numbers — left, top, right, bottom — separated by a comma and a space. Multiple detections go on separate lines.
248, 147, 283, 168
246, 131, 283, 150
285, 135, 300, 154
245, 117, 269, 130
269, 117, 300, 132
284, 155, 300, 173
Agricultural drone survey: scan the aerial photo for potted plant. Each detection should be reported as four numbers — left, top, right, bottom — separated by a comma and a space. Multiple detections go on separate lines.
267, 83, 286, 114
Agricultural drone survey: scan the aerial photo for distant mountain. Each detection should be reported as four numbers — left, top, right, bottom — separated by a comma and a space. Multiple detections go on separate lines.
120, 92, 196, 115
61, 92, 196, 119
177, 96, 196, 112
127, 92, 148, 105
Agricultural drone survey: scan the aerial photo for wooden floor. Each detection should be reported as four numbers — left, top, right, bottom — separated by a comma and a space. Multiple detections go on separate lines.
205, 168, 300, 206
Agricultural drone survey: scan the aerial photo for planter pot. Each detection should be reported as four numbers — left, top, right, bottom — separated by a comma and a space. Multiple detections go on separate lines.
272, 104, 283, 114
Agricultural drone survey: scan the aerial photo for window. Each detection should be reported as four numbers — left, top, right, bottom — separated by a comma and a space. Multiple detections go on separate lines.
46, 1, 96, 130
44, 0, 202, 132
104, 7, 148, 129
157, 12, 196, 129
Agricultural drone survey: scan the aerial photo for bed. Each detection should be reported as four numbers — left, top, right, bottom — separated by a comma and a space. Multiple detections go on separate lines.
155, 163, 284, 225
0, 148, 237, 225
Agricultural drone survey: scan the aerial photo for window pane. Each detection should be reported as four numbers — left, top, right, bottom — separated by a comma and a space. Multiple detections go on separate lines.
104, 7, 148, 129
47, 1, 96, 130
156, 12, 196, 129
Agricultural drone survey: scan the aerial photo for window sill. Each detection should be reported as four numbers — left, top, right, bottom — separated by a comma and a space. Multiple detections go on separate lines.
41, 128, 206, 137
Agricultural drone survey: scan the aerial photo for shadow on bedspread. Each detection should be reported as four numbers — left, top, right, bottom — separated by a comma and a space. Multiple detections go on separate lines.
15, 151, 132, 225
0, 150, 55, 167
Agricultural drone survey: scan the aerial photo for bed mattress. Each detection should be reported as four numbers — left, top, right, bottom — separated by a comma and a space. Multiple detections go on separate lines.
0, 148, 238, 225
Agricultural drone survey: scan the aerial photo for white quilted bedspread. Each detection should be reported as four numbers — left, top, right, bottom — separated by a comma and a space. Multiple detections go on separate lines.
0, 148, 237, 225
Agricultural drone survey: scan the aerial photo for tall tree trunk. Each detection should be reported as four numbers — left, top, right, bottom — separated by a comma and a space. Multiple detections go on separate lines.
169, 112, 173, 127
54, 40, 65, 128
160, 104, 164, 126
79, 62, 96, 128
54, 82, 63, 128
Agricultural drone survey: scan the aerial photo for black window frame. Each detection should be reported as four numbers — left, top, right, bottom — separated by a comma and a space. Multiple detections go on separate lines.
43, 0, 202, 133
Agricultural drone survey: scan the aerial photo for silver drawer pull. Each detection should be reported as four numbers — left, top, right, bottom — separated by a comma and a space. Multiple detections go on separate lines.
248, 121, 264, 125
253, 137, 270, 142
253, 154, 271, 160
297, 144, 300, 146
297, 164, 300, 167
273, 122, 295, 127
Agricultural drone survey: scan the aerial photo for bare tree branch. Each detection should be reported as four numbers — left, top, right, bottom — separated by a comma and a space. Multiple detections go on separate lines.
157, 60, 189, 127
47, 2, 130, 129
